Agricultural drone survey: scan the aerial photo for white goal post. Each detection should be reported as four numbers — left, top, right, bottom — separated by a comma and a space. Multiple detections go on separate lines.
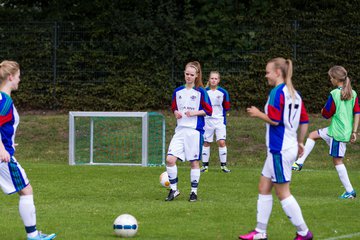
69, 111, 165, 166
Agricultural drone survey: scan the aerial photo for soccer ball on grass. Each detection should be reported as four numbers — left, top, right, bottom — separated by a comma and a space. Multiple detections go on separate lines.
113, 214, 138, 238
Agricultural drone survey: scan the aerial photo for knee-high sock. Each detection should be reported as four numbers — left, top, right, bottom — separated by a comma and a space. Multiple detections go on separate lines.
190, 168, 200, 194
219, 146, 227, 165
255, 194, 273, 233
296, 138, 315, 165
202, 146, 210, 165
336, 164, 353, 193
19, 195, 38, 237
281, 195, 309, 236
166, 165, 178, 191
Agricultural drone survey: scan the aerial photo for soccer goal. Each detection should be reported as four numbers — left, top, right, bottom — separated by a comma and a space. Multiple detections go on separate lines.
69, 112, 165, 166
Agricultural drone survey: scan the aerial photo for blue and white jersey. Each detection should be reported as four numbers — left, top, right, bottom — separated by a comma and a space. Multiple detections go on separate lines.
265, 84, 309, 153
0, 92, 19, 156
205, 86, 230, 124
171, 86, 212, 134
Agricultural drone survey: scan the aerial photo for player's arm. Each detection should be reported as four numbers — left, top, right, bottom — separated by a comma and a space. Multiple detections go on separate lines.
321, 95, 335, 119
351, 96, 360, 143
297, 123, 308, 157
186, 88, 212, 118
246, 106, 279, 126
298, 101, 309, 156
185, 110, 206, 117
250, 90, 284, 126
171, 91, 182, 119
0, 140, 10, 162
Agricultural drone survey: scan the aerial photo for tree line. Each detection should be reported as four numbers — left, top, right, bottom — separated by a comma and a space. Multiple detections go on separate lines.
0, 0, 359, 112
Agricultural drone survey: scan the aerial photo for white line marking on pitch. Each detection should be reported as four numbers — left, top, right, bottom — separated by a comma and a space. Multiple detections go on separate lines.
322, 232, 360, 240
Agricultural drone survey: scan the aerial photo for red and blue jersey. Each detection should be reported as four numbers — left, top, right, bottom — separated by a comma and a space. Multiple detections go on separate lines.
171, 86, 212, 134
205, 86, 230, 125
265, 83, 309, 153
0, 92, 19, 156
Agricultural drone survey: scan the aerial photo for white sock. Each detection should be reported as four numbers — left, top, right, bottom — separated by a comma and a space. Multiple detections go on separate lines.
335, 164, 353, 193
281, 195, 308, 234
202, 146, 210, 165
19, 195, 38, 237
166, 165, 178, 191
296, 138, 315, 165
190, 168, 200, 194
219, 147, 227, 164
255, 194, 273, 233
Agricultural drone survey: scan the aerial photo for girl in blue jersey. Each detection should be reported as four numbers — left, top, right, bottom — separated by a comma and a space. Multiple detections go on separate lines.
239, 58, 313, 240
293, 66, 360, 199
0, 60, 56, 240
165, 61, 212, 202
201, 71, 231, 173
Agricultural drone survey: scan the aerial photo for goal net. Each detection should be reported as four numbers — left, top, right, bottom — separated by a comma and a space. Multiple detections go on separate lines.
69, 112, 165, 166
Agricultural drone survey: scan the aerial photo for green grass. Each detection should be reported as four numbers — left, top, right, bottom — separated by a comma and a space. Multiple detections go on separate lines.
0, 112, 359, 239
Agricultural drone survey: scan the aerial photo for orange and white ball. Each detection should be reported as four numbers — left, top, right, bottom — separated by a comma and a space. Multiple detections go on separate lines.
159, 171, 170, 188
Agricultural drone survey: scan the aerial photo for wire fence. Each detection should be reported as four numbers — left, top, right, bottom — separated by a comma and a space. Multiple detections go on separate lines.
0, 20, 359, 110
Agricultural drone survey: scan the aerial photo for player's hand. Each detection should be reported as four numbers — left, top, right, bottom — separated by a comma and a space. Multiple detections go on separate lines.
185, 111, 193, 117
298, 143, 305, 158
174, 110, 182, 119
247, 106, 261, 118
350, 132, 357, 143
0, 148, 10, 162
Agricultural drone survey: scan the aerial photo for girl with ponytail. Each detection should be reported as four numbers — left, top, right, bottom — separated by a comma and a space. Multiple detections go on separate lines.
0, 60, 56, 240
164, 61, 212, 202
240, 57, 313, 240
293, 65, 360, 200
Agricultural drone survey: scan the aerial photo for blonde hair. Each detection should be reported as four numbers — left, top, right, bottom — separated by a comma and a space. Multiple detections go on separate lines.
328, 65, 353, 100
268, 57, 295, 99
0, 60, 20, 83
205, 71, 221, 88
185, 61, 203, 88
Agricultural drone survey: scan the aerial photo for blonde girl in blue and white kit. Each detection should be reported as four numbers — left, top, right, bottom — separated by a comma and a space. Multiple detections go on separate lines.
239, 58, 313, 240
165, 61, 212, 202
0, 60, 56, 240
201, 71, 231, 173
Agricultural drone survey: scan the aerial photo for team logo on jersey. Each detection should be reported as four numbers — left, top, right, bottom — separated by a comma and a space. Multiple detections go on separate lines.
191, 95, 197, 100
217, 95, 221, 99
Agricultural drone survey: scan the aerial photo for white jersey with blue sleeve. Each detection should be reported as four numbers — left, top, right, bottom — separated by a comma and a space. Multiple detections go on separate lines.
205, 86, 230, 124
265, 83, 309, 153
171, 86, 212, 134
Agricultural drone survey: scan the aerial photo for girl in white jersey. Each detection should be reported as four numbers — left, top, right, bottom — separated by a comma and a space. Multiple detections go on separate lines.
239, 58, 313, 240
0, 60, 56, 240
293, 66, 360, 199
165, 61, 212, 202
201, 71, 231, 173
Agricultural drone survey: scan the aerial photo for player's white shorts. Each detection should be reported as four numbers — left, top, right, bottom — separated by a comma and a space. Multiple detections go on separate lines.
262, 147, 297, 183
0, 157, 29, 194
167, 127, 203, 161
204, 118, 226, 143
318, 127, 347, 158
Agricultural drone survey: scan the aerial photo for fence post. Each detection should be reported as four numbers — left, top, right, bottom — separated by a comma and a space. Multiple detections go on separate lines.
292, 20, 299, 60
52, 22, 58, 101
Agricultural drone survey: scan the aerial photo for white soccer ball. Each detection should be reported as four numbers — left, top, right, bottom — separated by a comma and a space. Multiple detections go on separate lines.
113, 214, 138, 238
159, 171, 170, 188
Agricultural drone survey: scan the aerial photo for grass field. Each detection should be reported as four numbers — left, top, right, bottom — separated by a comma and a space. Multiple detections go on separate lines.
0, 112, 359, 239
